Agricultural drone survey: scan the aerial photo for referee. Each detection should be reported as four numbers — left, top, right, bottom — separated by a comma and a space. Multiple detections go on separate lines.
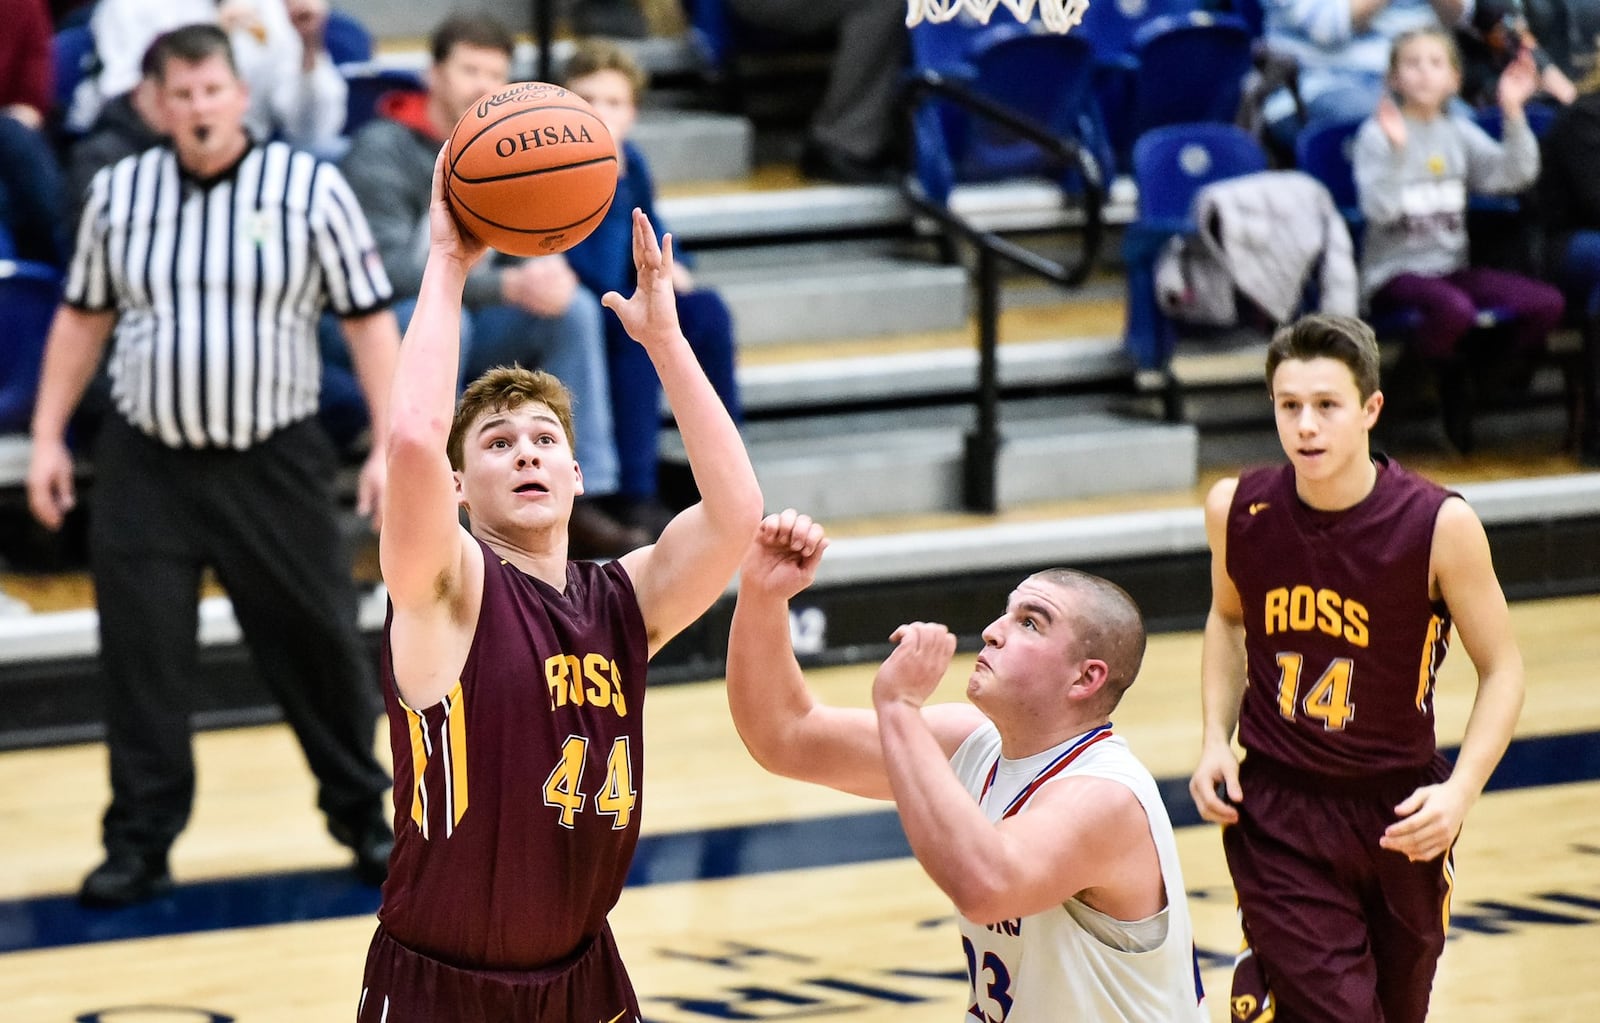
26, 24, 400, 908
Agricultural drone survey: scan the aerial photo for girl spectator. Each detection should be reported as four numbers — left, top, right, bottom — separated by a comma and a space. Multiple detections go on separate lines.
1355, 28, 1564, 370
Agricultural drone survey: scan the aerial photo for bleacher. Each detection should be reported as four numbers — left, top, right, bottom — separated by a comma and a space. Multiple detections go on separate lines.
3, 3, 1600, 751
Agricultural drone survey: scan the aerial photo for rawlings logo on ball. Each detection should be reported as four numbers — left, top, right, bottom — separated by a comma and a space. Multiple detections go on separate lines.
476, 82, 568, 119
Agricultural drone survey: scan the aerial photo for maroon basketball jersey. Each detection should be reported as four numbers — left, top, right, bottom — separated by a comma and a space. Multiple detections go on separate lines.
376, 540, 649, 969
1226, 457, 1456, 777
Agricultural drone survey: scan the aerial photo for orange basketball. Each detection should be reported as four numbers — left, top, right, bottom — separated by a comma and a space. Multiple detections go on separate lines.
444, 82, 619, 256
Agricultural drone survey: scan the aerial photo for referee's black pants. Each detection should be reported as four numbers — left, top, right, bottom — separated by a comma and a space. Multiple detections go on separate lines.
89, 415, 389, 860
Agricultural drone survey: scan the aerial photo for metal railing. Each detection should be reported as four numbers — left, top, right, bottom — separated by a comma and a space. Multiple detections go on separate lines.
903, 69, 1108, 512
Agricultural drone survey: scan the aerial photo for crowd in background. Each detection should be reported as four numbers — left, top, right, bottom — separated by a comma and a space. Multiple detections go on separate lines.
10, 0, 1600, 480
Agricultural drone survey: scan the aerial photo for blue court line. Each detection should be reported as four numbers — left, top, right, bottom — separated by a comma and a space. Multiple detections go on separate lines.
3, 729, 1598, 956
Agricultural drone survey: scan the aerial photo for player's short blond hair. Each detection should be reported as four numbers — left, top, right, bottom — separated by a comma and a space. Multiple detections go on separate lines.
447, 366, 576, 470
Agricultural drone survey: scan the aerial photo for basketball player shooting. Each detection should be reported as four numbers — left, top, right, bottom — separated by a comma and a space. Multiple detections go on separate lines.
355, 148, 763, 1020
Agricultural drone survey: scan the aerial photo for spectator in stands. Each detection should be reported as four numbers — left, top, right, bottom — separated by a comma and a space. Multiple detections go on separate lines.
1355, 27, 1564, 434
70, 0, 347, 152
1457, 0, 1577, 107
563, 40, 743, 533
336, 12, 648, 557
1537, 60, 1600, 464
0, 0, 68, 265
1260, 0, 1471, 145
26, 24, 398, 908
722, 0, 907, 182
1522, 0, 1600, 76
66, 44, 168, 229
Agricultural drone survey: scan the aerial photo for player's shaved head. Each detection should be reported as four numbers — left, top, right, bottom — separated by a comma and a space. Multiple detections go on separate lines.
1030, 568, 1146, 709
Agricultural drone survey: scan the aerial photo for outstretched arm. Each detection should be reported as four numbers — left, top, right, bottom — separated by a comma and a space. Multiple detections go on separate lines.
726, 511, 983, 799
1382, 498, 1524, 861
613, 209, 763, 656
379, 148, 490, 708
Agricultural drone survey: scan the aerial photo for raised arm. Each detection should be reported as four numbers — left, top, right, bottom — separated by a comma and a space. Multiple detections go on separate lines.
1464, 53, 1542, 196
1381, 497, 1524, 861
1190, 477, 1249, 824
612, 209, 764, 656
379, 148, 489, 707
726, 511, 983, 799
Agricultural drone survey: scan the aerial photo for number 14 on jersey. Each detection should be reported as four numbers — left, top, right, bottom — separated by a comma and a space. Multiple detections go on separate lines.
1275, 653, 1355, 730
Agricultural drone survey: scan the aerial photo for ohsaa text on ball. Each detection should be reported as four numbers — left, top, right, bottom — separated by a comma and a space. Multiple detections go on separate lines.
495, 125, 595, 158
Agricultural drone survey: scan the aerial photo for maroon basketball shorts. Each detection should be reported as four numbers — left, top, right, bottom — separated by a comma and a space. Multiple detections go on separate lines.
357, 921, 641, 1022
1222, 753, 1454, 1023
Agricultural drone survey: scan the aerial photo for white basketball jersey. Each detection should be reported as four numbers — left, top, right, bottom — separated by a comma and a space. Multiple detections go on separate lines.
949, 723, 1207, 1023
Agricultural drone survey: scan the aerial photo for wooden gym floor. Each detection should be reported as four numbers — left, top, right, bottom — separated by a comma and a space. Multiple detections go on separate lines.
2, 590, 1599, 1022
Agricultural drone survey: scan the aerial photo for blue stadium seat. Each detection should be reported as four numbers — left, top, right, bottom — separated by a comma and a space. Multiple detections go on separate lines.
340, 65, 425, 138
1203, 0, 1263, 37
1122, 123, 1268, 372
1075, 0, 1195, 64
0, 260, 63, 433
1129, 122, 1268, 226
1472, 101, 1559, 141
325, 9, 375, 67
1294, 116, 1365, 239
1075, 0, 1194, 169
908, 17, 1109, 206
1127, 12, 1253, 143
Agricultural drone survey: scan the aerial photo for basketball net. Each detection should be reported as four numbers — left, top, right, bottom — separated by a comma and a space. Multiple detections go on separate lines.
906, 0, 1090, 34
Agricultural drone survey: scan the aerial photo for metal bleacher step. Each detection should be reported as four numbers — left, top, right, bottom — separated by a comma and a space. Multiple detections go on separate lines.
659, 184, 912, 245
663, 398, 1198, 519
658, 175, 1138, 249
631, 110, 754, 185
736, 334, 1134, 414
652, 169, 1141, 345
699, 255, 970, 345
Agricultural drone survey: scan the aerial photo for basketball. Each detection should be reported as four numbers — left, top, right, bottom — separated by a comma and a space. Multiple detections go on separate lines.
444, 82, 619, 256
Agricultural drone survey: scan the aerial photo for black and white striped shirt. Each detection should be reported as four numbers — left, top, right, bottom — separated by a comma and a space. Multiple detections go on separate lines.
66, 140, 393, 450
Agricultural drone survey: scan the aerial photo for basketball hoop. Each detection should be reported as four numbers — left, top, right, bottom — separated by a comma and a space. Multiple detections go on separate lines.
906, 0, 1090, 34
